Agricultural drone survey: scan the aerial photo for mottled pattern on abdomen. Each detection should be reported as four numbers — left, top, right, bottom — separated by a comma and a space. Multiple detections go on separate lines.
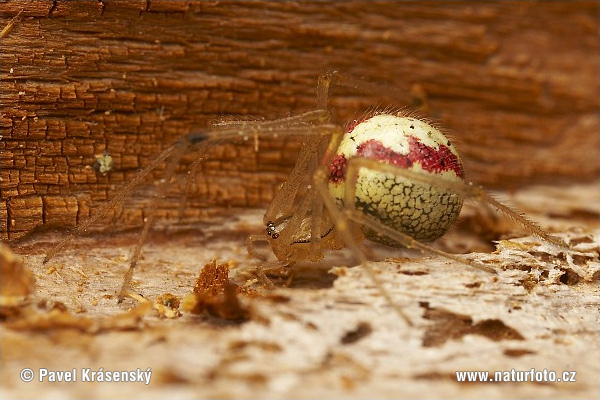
328, 113, 465, 247
354, 171, 463, 245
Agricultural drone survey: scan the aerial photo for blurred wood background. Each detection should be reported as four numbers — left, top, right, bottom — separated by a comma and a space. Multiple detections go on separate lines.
1, 0, 598, 240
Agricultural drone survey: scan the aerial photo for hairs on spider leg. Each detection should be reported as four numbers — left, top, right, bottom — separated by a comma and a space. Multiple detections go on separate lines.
343, 157, 569, 251
46, 108, 343, 304
42, 142, 182, 264
312, 167, 414, 326
118, 139, 191, 301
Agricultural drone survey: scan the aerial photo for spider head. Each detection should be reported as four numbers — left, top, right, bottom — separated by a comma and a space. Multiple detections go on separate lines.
263, 215, 336, 264
263, 217, 297, 263
265, 220, 280, 240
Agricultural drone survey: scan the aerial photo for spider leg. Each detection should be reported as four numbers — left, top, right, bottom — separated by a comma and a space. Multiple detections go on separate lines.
312, 166, 414, 327
177, 152, 206, 224
245, 234, 271, 261
253, 261, 296, 290
254, 266, 277, 291
262, 120, 343, 225
344, 157, 569, 251
118, 123, 339, 300
43, 142, 181, 264
276, 188, 319, 262
118, 139, 191, 301
343, 160, 497, 274
45, 109, 340, 298
309, 174, 326, 255
317, 71, 416, 110
203, 110, 331, 138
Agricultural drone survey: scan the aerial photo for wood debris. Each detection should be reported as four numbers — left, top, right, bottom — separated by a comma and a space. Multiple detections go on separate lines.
182, 260, 252, 321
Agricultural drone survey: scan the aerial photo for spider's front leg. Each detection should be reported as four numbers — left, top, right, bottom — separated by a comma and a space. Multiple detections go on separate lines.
43, 110, 339, 301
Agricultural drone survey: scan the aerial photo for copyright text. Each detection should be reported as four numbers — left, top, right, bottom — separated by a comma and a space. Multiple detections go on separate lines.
20, 368, 152, 385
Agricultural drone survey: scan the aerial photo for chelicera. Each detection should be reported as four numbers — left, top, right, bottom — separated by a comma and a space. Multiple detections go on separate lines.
45, 72, 569, 325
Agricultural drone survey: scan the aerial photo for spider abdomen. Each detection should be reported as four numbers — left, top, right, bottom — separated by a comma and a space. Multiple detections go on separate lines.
328, 113, 464, 246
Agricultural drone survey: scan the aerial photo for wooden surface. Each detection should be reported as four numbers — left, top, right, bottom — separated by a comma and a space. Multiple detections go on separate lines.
1, 1, 599, 399
2, 184, 599, 399
1, 0, 598, 240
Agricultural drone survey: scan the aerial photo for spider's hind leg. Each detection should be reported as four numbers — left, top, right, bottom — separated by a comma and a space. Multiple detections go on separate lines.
344, 158, 569, 251
312, 166, 415, 326
337, 157, 568, 275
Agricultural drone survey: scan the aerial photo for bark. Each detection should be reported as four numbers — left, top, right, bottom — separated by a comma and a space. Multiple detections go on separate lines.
1, 0, 598, 240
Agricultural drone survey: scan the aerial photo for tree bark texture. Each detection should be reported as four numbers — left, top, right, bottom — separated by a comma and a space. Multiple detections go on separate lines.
1, 1, 598, 240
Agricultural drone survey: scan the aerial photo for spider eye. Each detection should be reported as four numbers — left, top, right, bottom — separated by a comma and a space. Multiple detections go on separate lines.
266, 221, 278, 236
271, 232, 279, 239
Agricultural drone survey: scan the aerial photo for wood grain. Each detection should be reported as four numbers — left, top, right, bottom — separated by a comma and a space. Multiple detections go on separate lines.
1, 3, 599, 399
1, 1, 598, 240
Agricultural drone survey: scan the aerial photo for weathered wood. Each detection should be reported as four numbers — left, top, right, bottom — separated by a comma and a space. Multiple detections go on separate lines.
1, 0, 598, 240
2, 189, 599, 398
1, 3, 599, 398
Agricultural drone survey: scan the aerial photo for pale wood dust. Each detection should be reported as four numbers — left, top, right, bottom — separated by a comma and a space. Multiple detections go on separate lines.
2, 184, 599, 399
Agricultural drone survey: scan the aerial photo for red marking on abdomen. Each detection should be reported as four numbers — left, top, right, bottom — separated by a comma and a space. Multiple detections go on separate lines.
329, 154, 347, 184
356, 139, 413, 170
358, 138, 464, 178
346, 118, 366, 134
328, 137, 464, 183
407, 137, 465, 178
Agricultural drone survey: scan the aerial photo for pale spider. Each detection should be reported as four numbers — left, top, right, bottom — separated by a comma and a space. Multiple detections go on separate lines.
44, 72, 568, 325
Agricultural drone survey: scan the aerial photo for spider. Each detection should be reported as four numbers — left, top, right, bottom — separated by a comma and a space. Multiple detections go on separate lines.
44, 71, 569, 325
